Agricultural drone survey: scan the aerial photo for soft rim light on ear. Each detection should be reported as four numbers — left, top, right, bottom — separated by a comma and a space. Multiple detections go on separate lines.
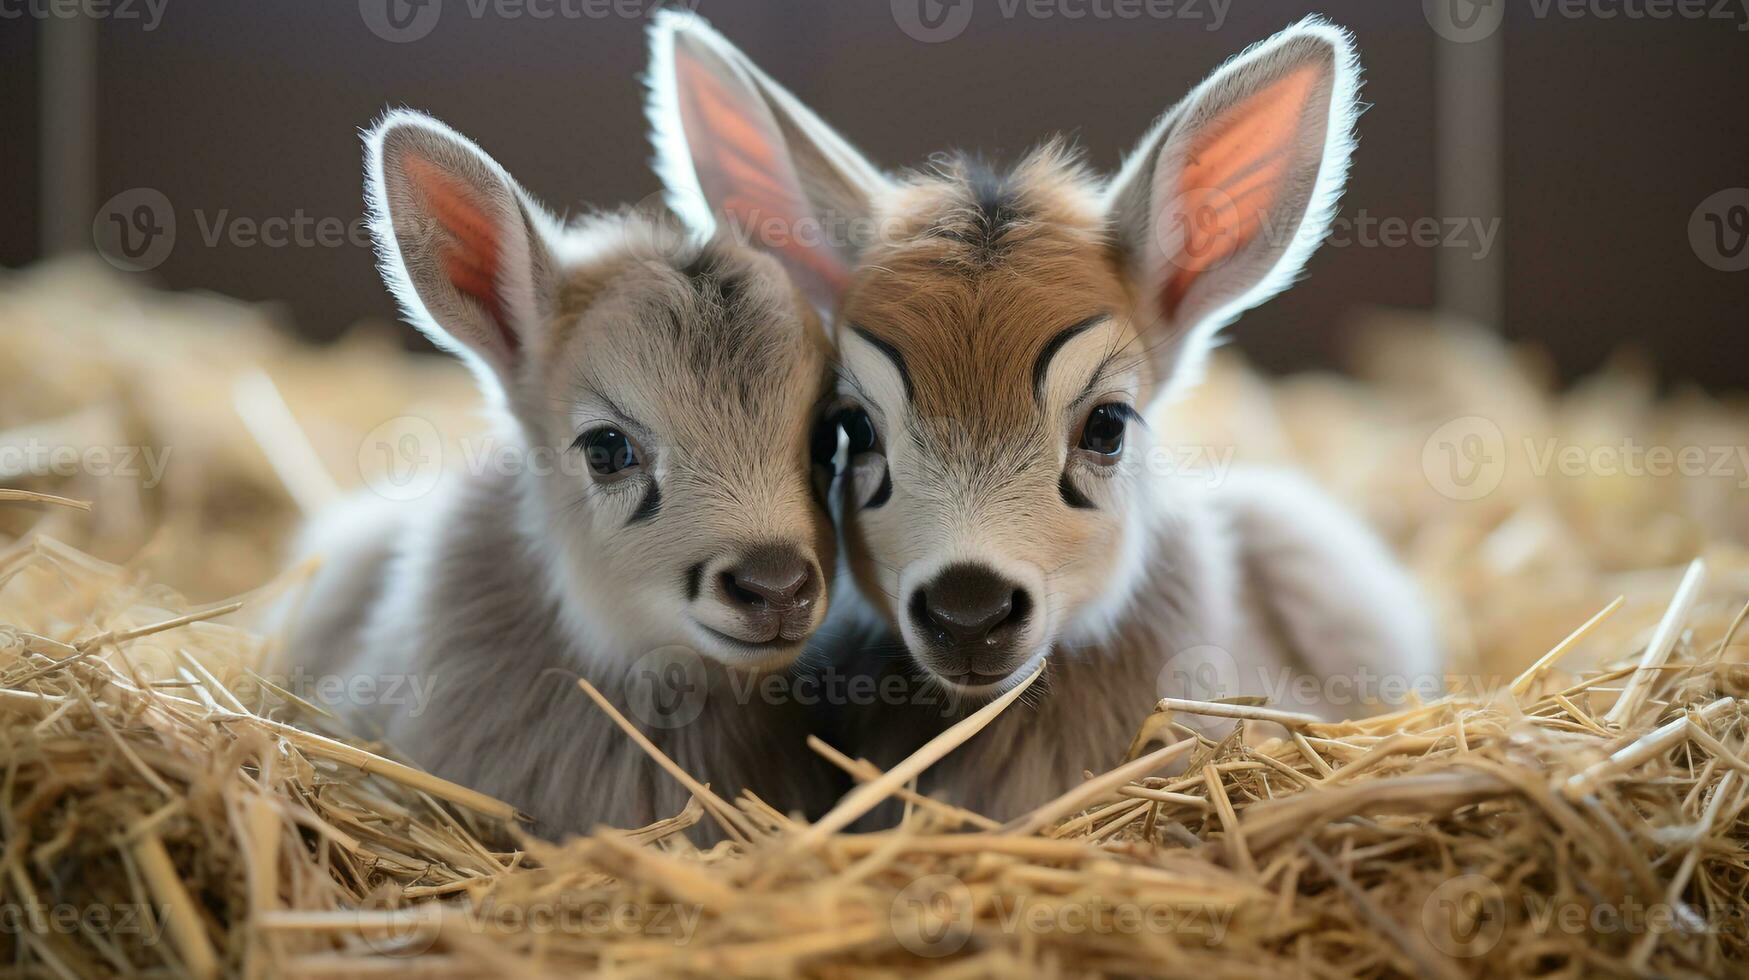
1161, 63, 1324, 321
400, 154, 517, 357
672, 39, 851, 310
659, 18, 858, 316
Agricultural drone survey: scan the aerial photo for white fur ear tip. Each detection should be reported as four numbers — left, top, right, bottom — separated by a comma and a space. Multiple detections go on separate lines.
1252, 17, 1361, 106
649, 7, 732, 54
642, 9, 719, 238
364, 108, 450, 156
648, 6, 699, 32
1278, 14, 1358, 57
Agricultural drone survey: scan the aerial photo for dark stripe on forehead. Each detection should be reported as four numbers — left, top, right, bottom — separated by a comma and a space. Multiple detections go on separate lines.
848, 323, 914, 402
925, 155, 1028, 263
965, 157, 1022, 242
679, 248, 744, 310
1032, 314, 1109, 404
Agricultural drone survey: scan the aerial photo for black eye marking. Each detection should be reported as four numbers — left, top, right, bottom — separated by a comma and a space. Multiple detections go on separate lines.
1059, 472, 1095, 510
685, 561, 704, 602
628, 482, 662, 525
848, 323, 914, 402
1033, 314, 1110, 404
866, 466, 892, 509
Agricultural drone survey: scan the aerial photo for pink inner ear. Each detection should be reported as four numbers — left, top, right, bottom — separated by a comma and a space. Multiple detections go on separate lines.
403, 155, 518, 356
674, 45, 849, 301
1163, 64, 1320, 320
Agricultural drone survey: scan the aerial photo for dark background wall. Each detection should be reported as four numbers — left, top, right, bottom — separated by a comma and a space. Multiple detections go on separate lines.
3, 1, 1745, 388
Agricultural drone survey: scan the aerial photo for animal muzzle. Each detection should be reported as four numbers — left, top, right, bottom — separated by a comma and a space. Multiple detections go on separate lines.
906, 562, 1036, 685
695, 543, 823, 648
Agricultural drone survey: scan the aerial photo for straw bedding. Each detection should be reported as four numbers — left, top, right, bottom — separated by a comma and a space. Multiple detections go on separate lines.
2, 261, 1746, 978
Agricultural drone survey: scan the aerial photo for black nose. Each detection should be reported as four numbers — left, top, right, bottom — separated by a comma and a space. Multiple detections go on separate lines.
720, 546, 819, 613
910, 564, 1032, 670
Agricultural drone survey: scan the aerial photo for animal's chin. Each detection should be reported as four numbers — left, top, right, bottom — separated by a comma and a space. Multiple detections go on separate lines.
689, 621, 807, 671
920, 646, 1052, 699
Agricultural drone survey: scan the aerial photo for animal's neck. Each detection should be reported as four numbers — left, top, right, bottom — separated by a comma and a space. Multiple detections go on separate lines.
392, 469, 834, 837
428, 468, 778, 727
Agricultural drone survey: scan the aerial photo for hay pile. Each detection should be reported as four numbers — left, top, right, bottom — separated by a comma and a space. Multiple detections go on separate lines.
3, 261, 1747, 977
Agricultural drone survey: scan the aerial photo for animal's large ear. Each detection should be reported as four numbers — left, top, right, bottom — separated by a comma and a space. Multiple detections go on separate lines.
365, 109, 556, 395
646, 11, 889, 315
1107, 17, 1359, 400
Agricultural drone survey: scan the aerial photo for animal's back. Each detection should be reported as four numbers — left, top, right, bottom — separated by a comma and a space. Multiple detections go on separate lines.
279, 490, 407, 681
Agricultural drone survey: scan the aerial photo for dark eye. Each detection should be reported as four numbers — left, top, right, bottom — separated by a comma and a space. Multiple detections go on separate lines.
578, 427, 640, 476
1078, 404, 1128, 457
841, 408, 879, 455
810, 416, 839, 474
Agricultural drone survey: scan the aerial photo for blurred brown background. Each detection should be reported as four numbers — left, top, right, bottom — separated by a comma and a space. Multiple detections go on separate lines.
2, 0, 1745, 388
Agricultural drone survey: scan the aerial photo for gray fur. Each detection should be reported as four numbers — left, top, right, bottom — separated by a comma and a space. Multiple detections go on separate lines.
281, 110, 845, 841
298, 475, 841, 839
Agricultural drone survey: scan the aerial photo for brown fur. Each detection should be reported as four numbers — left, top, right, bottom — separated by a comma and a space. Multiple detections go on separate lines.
838, 149, 1158, 633
650, 13, 1442, 820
